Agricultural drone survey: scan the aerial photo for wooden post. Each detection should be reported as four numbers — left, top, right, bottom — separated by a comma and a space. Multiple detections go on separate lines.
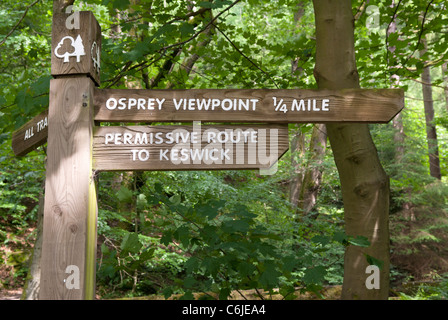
39, 9, 100, 300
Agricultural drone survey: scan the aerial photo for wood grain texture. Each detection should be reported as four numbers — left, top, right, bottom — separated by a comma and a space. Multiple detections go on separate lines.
93, 88, 404, 123
93, 124, 289, 171
11, 109, 48, 156
51, 11, 101, 86
39, 77, 97, 300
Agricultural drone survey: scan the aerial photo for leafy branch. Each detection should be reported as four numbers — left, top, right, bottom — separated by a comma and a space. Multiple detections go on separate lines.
0, 0, 41, 47
211, 22, 280, 89
103, 0, 241, 88
161, 0, 242, 52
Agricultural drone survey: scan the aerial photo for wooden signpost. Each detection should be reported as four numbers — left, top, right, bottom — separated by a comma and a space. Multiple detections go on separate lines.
38, 10, 100, 300
11, 109, 48, 157
93, 124, 289, 171
11, 8, 404, 300
94, 87, 403, 123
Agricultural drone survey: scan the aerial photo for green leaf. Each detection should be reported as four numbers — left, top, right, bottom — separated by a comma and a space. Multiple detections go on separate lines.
180, 22, 195, 38
311, 235, 330, 246
169, 194, 181, 205
183, 276, 196, 289
185, 256, 200, 273
282, 256, 299, 273
100, 243, 110, 254
174, 225, 190, 247
30, 75, 51, 96
303, 266, 326, 285
365, 254, 384, 270
117, 186, 133, 203
222, 219, 250, 234
332, 231, 347, 244
160, 231, 173, 246
348, 235, 371, 248
219, 287, 231, 300
197, 203, 219, 220
238, 261, 256, 277
199, 1, 214, 8
200, 225, 219, 245
126, 39, 160, 61
136, 193, 147, 210
259, 261, 281, 289
180, 291, 194, 300
279, 285, 296, 300
139, 248, 155, 262
163, 287, 174, 299
113, 0, 130, 10
120, 232, 142, 255
154, 24, 177, 39
201, 256, 220, 276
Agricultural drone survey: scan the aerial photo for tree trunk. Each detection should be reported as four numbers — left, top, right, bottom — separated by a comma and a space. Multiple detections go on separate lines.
289, 2, 306, 209
289, 125, 306, 208
312, 0, 390, 300
388, 1, 405, 163
166, 22, 214, 89
53, 0, 74, 14
420, 38, 442, 180
289, 1, 327, 217
300, 124, 327, 216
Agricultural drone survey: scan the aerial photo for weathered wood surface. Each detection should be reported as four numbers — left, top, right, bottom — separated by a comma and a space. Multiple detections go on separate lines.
39, 77, 97, 300
93, 88, 404, 123
11, 109, 48, 156
93, 124, 289, 171
51, 11, 101, 86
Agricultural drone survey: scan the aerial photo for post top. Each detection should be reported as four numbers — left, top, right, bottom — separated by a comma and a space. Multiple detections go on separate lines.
51, 10, 101, 86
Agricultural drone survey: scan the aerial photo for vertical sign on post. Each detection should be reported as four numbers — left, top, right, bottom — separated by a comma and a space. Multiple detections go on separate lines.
39, 9, 101, 300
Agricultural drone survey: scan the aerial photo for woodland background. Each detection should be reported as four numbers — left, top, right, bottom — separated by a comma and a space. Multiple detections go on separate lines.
1, 0, 448, 300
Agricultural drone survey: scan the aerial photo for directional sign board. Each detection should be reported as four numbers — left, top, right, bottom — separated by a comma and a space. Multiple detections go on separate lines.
94, 88, 404, 123
12, 87, 404, 157
93, 124, 289, 171
11, 109, 49, 156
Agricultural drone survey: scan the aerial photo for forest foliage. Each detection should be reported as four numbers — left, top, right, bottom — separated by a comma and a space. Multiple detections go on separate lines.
1, 0, 448, 300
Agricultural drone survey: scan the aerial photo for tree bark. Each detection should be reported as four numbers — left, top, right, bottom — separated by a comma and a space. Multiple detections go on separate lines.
420, 38, 442, 180
53, 0, 74, 15
301, 124, 327, 216
290, 124, 327, 216
289, 125, 306, 208
312, 0, 390, 300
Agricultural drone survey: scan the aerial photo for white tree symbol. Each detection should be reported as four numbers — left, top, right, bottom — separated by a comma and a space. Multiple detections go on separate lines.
54, 35, 86, 63
91, 41, 100, 73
